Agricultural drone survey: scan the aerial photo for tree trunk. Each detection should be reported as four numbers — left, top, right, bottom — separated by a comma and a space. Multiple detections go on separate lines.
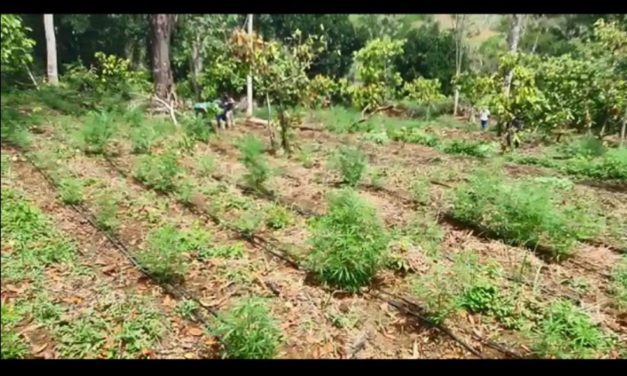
503, 14, 523, 97
453, 89, 460, 117
278, 109, 291, 155
620, 111, 627, 147
452, 15, 466, 116
190, 35, 203, 101
44, 14, 58, 85
150, 14, 175, 103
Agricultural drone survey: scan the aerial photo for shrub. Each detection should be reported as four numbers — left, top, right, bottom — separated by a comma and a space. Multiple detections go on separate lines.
237, 135, 271, 192
563, 148, 627, 181
232, 209, 264, 238
79, 111, 115, 154
58, 177, 84, 205
175, 179, 196, 207
331, 146, 368, 187
94, 191, 119, 232
133, 152, 182, 193
533, 300, 614, 358
451, 170, 602, 259
137, 224, 188, 283
212, 298, 282, 359
183, 114, 213, 143
307, 189, 389, 291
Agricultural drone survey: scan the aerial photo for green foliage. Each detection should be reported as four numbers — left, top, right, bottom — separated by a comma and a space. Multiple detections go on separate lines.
410, 177, 431, 205
133, 152, 182, 193
94, 191, 119, 232
352, 37, 406, 108
0, 14, 35, 74
533, 300, 614, 358
363, 130, 390, 145
560, 137, 607, 158
233, 209, 264, 238
452, 170, 602, 258
400, 214, 443, 256
402, 77, 446, 104
176, 299, 200, 321
413, 262, 459, 324
441, 140, 496, 158
563, 148, 627, 181
197, 154, 216, 177
307, 189, 389, 292
1, 304, 28, 359
79, 111, 115, 154
390, 127, 439, 146
137, 224, 189, 283
59, 177, 84, 205
611, 257, 627, 311
213, 298, 282, 359
199, 242, 245, 261
130, 125, 156, 154
183, 114, 212, 143
237, 136, 271, 192
304, 74, 338, 108
295, 143, 315, 168
175, 179, 196, 207
265, 204, 293, 230
331, 146, 368, 187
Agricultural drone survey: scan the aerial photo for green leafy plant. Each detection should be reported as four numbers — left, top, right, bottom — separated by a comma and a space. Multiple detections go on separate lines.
307, 189, 389, 291
176, 179, 196, 207
452, 170, 602, 259
212, 298, 282, 359
79, 111, 115, 154
533, 300, 614, 358
265, 204, 293, 230
130, 125, 156, 154
133, 152, 182, 193
137, 224, 189, 283
94, 191, 119, 232
199, 242, 245, 261
331, 146, 368, 187
197, 154, 216, 177
176, 299, 200, 321
410, 176, 430, 205
441, 140, 496, 158
1, 304, 28, 359
233, 209, 264, 238
59, 177, 84, 205
183, 114, 213, 143
237, 135, 271, 193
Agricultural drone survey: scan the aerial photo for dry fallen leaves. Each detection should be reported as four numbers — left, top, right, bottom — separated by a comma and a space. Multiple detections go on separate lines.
187, 327, 204, 337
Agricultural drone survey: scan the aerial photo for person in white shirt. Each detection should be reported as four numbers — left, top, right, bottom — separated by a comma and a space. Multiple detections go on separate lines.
479, 108, 490, 130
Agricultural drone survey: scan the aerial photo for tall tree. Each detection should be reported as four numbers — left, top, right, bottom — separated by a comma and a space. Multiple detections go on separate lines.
150, 14, 176, 102
452, 14, 469, 116
502, 14, 524, 97
44, 14, 58, 85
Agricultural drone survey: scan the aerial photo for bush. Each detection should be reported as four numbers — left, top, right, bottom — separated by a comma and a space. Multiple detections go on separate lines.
94, 191, 119, 232
307, 189, 389, 292
533, 300, 614, 358
563, 148, 627, 181
331, 146, 368, 187
183, 114, 213, 143
79, 111, 115, 155
390, 128, 439, 146
232, 209, 264, 238
451, 170, 602, 259
212, 298, 282, 359
58, 177, 84, 205
560, 137, 607, 158
237, 136, 271, 192
133, 152, 182, 193
137, 224, 189, 283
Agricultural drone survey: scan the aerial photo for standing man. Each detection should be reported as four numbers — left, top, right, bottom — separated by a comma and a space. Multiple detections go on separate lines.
479, 108, 491, 130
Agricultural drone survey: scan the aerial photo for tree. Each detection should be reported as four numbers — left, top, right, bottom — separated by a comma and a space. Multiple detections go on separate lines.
502, 14, 524, 97
452, 14, 475, 116
150, 14, 176, 103
43, 14, 59, 85
0, 14, 36, 75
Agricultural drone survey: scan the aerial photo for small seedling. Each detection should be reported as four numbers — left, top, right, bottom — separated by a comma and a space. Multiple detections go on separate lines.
265, 204, 293, 230
79, 111, 115, 154
199, 242, 245, 261
95, 191, 119, 232
176, 299, 200, 321
212, 298, 282, 359
233, 210, 264, 238
197, 154, 216, 177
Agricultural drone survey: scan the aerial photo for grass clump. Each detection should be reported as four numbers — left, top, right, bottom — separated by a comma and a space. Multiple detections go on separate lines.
137, 224, 189, 283
265, 204, 293, 230
533, 300, 614, 358
307, 189, 389, 292
451, 170, 601, 259
176, 299, 200, 321
237, 135, 271, 193
133, 152, 182, 193
1, 304, 29, 359
212, 298, 282, 359
331, 146, 368, 187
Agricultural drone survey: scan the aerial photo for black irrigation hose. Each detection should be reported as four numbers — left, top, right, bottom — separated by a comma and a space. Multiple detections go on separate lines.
99, 155, 528, 359
14, 149, 224, 345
